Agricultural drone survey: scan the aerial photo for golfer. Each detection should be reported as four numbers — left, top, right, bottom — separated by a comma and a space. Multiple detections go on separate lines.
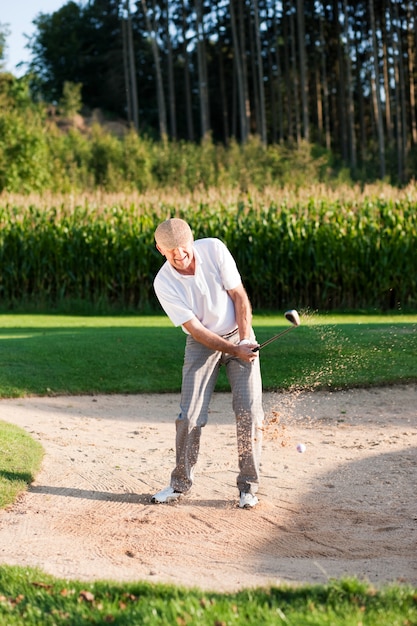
151, 218, 264, 508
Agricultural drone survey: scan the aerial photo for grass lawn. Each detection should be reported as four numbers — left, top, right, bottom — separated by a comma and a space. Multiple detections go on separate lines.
0, 421, 43, 508
0, 566, 416, 625
0, 311, 415, 397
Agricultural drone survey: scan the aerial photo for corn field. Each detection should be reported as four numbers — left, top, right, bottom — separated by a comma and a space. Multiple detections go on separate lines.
0, 188, 416, 312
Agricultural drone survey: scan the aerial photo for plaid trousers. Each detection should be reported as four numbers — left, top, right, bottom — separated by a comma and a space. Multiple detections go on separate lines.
170, 329, 264, 494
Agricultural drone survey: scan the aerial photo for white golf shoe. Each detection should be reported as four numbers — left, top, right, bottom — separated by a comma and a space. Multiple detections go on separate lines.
239, 492, 259, 509
151, 486, 182, 504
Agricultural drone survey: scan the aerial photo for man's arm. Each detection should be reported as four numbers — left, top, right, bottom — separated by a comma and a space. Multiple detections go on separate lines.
227, 283, 253, 341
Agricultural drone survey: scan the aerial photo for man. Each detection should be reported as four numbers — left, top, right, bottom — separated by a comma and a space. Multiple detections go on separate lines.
151, 218, 264, 508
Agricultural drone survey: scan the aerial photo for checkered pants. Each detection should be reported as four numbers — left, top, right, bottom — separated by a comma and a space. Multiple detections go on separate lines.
170, 329, 264, 494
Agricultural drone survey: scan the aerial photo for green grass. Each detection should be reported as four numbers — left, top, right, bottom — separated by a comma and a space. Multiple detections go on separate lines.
0, 566, 415, 625
0, 421, 43, 508
0, 312, 415, 397
0, 314, 178, 396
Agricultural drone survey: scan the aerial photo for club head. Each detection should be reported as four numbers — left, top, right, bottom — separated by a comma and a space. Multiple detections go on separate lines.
253, 309, 300, 352
284, 309, 300, 327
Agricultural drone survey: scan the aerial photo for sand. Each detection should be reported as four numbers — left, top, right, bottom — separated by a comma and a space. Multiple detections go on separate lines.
0, 385, 416, 591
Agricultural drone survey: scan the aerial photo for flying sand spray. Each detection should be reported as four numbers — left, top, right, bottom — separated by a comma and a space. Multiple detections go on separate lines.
253, 309, 306, 453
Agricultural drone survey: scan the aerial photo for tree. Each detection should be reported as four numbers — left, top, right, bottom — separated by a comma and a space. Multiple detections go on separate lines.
343, 0, 356, 169
21, 0, 417, 181
29, 1, 126, 115
230, 0, 248, 141
252, 0, 266, 144
179, 0, 195, 141
140, 0, 168, 139
58, 80, 83, 117
122, 0, 139, 130
0, 22, 10, 70
163, 0, 177, 139
296, 0, 309, 141
368, 0, 386, 178
318, 4, 331, 149
195, 0, 210, 138
406, 3, 417, 146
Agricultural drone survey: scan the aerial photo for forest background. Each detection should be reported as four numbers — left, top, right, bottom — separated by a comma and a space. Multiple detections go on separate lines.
0, 0, 416, 314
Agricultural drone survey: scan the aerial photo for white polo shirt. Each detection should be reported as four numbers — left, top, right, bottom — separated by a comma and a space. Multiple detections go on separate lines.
153, 238, 242, 335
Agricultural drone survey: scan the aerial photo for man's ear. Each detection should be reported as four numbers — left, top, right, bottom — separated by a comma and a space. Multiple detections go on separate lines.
156, 243, 165, 256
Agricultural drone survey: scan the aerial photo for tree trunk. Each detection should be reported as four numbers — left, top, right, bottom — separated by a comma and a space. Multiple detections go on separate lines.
333, 0, 347, 160
238, 0, 251, 137
282, 1, 293, 140
289, 1, 301, 144
296, 0, 309, 141
407, 3, 417, 145
248, 8, 261, 135
272, 5, 284, 142
253, 0, 267, 144
319, 8, 331, 150
268, 45, 277, 143
141, 0, 167, 139
123, 0, 139, 131
343, 0, 356, 169
392, 0, 407, 180
380, 0, 393, 146
195, 0, 210, 139
230, 0, 248, 141
121, 17, 132, 126
355, 29, 367, 164
368, 0, 386, 178
180, 0, 194, 141
215, 2, 229, 143
164, 0, 177, 139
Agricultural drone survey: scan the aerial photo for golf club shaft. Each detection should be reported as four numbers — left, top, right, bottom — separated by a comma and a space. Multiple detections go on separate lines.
252, 325, 295, 351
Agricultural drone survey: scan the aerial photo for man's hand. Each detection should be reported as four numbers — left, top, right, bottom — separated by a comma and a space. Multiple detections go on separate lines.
235, 341, 259, 363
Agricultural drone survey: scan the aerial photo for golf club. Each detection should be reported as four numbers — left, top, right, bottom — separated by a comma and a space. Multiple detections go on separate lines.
253, 309, 300, 351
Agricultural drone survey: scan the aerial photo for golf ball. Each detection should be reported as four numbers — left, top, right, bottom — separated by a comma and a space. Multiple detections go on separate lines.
296, 443, 306, 453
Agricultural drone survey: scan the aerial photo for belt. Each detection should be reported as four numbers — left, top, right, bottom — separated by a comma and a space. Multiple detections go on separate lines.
222, 328, 239, 339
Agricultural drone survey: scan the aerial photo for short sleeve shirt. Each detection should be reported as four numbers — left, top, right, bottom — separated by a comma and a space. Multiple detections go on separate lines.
153, 238, 242, 335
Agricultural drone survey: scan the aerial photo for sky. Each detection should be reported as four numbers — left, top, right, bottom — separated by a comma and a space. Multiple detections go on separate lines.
2, 0, 69, 76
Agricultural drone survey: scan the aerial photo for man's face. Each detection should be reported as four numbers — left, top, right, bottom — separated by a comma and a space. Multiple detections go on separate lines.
157, 238, 195, 274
